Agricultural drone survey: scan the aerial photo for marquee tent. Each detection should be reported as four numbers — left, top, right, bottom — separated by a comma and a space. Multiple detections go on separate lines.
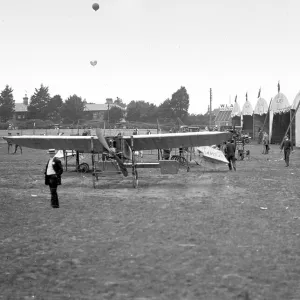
269, 92, 291, 144
231, 101, 242, 127
241, 99, 254, 136
253, 97, 269, 141
292, 91, 300, 146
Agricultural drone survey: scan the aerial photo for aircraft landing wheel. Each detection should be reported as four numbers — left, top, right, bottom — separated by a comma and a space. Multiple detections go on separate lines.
77, 162, 89, 173
132, 170, 138, 188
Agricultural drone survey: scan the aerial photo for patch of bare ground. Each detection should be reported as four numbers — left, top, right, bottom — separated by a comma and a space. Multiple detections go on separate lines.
1, 142, 300, 299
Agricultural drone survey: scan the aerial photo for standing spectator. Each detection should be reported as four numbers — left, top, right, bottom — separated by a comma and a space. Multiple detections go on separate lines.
280, 136, 294, 167
133, 128, 138, 135
44, 149, 63, 208
220, 141, 227, 155
226, 139, 237, 171
13, 133, 22, 154
7, 133, 13, 154
258, 129, 263, 144
262, 132, 269, 154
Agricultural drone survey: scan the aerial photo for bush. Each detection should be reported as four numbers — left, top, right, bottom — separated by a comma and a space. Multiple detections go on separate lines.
7, 119, 55, 129
0, 122, 9, 130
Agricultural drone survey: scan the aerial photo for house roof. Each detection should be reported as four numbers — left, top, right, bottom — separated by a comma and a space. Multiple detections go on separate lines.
15, 103, 28, 112
84, 103, 125, 112
205, 108, 220, 116
84, 104, 108, 111
215, 110, 232, 123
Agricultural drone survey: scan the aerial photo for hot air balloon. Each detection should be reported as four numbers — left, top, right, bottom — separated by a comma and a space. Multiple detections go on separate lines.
90, 60, 97, 66
92, 3, 99, 11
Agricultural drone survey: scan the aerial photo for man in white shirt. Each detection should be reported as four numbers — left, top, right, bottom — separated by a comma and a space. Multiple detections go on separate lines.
44, 149, 63, 208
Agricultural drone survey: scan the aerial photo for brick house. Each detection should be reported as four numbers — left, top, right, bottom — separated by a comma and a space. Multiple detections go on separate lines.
13, 95, 29, 121
84, 98, 125, 121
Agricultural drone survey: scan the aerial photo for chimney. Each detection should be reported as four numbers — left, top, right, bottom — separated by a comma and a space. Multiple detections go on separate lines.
23, 94, 29, 106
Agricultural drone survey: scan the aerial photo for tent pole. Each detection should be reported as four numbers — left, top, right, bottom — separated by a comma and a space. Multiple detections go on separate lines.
280, 101, 300, 148
262, 98, 273, 134
252, 114, 255, 140
290, 109, 292, 143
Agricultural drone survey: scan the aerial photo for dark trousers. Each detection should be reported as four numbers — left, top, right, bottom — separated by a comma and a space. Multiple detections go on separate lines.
8, 143, 13, 153
227, 155, 236, 170
14, 144, 22, 154
265, 145, 269, 154
284, 149, 291, 166
49, 175, 59, 207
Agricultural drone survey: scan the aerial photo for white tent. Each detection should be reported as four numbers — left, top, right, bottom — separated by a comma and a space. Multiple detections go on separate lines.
231, 101, 241, 117
252, 97, 269, 140
231, 101, 242, 127
292, 91, 300, 147
241, 100, 253, 115
241, 99, 254, 136
254, 97, 268, 115
269, 92, 290, 143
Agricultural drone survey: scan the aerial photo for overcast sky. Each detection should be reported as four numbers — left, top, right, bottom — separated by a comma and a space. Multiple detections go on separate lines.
1, 0, 300, 114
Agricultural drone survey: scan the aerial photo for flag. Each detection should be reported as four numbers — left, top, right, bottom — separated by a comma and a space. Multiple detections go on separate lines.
258, 87, 261, 98
235, 95, 237, 102
245, 93, 248, 101
278, 81, 280, 93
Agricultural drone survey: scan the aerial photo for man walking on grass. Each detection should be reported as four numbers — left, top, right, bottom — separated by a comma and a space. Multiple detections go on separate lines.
44, 149, 63, 208
226, 139, 237, 171
281, 136, 294, 167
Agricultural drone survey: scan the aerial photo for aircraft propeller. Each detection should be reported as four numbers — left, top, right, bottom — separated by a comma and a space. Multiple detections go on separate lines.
95, 128, 128, 177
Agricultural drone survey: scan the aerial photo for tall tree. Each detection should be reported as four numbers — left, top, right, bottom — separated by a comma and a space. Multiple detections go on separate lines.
104, 106, 125, 123
126, 101, 142, 121
47, 95, 63, 122
28, 84, 51, 119
114, 97, 126, 108
157, 98, 174, 121
169, 86, 190, 121
126, 100, 159, 122
60, 95, 86, 124
0, 85, 15, 122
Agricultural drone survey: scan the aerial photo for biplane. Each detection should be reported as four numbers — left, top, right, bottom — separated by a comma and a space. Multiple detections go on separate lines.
3, 129, 232, 188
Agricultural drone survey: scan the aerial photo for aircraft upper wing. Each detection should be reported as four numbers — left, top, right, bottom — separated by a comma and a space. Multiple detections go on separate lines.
2, 135, 104, 152
123, 131, 232, 151
2, 131, 232, 153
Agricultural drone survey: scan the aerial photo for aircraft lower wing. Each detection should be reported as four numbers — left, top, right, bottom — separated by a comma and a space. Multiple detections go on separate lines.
3, 131, 232, 153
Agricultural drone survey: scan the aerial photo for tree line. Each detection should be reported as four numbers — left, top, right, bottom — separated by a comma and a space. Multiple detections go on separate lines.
0, 84, 210, 126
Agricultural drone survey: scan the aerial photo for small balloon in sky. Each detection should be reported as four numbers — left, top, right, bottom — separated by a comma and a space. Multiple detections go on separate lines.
92, 3, 99, 11
90, 60, 97, 66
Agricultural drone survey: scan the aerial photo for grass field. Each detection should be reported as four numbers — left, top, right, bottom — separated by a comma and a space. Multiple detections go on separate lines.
1, 140, 300, 300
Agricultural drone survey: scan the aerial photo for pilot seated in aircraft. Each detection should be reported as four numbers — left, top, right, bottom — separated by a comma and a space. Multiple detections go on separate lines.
163, 148, 171, 160
102, 139, 117, 161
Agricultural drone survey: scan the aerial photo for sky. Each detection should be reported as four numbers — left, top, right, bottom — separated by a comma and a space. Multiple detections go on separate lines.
1, 0, 300, 114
